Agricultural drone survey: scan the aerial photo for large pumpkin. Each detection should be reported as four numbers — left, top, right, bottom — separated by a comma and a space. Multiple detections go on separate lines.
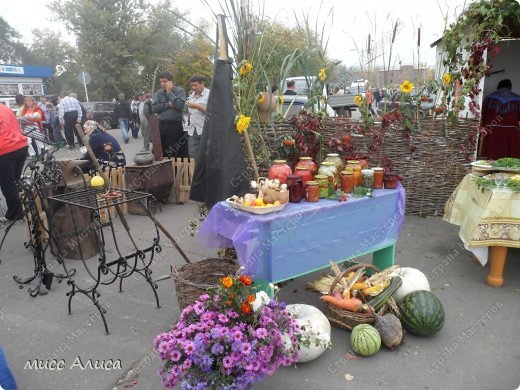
391, 267, 430, 301
286, 304, 331, 363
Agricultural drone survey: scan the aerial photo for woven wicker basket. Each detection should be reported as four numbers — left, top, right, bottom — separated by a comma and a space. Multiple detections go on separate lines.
171, 258, 239, 310
323, 263, 381, 331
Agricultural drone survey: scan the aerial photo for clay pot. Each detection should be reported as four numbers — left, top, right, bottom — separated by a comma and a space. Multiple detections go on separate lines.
133, 152, 154, 166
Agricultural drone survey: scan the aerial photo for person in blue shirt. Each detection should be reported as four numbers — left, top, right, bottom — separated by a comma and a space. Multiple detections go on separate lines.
82, 120, 126, 168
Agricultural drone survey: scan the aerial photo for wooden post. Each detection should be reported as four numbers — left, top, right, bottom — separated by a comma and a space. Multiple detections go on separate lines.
149, 114, 163, 162
75, 124, 108, 183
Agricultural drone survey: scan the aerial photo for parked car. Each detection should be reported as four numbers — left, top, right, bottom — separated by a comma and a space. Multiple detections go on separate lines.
84, 101, 118, 129
376, 91, 436, 118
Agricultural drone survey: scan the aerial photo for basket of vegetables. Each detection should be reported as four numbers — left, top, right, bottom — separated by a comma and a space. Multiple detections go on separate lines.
319, 263, 402, 330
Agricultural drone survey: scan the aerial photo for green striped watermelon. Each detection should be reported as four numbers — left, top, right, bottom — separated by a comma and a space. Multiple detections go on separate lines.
398, 290, 445, 336
351, 324, 381, 356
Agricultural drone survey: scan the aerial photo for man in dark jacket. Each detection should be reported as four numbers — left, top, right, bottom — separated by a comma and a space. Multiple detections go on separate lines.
151, 71, 188, 158
82, 120, 126, 169
114, 93, 131, 144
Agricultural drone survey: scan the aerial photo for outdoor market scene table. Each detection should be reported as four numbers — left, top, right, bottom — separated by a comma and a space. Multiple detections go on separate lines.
444, 173, 520, 287
198, 185, 405, 289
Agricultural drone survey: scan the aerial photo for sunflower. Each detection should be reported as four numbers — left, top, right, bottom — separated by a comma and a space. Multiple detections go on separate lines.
239, 62, 253, 76
319, 67, 327, 81
236, 115, 251, 134
354, 95, 363, 105
257, 93, 265, 104
400, 80, 414, 94
443, 73, 452, 86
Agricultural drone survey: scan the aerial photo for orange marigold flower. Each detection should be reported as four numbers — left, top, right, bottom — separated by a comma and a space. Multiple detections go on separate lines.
241, 303, 252, 314
225, 300, 232, 306
238, 275, 253, 286
246, 294, 255, 304
221, 276, 234, 288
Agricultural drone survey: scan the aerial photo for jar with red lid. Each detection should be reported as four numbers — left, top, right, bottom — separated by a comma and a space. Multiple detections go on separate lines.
268, 160, 292, 184
297, 157, 317, 176
286, 174, 304, 203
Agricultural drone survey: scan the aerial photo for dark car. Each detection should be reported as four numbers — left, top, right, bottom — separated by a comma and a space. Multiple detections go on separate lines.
84, 101, 118, 129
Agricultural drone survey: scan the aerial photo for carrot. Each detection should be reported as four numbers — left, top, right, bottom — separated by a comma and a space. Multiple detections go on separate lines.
320, 295, 363, 312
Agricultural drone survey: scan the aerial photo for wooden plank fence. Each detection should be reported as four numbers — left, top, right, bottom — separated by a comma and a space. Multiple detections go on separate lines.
80, 158, 196, 215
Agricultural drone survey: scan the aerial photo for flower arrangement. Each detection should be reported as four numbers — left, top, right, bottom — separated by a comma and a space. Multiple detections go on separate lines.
154, 274, 300, 389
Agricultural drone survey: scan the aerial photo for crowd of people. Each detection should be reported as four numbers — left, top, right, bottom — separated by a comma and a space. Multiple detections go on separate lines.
110, 72, 209, 159
0, 71, 210, 225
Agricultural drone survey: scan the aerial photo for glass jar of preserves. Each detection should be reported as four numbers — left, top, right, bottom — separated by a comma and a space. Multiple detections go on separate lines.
294, 165, 313, 183
340, 171, 355, 193
358, 158, 369, 170
384, 172, 400, 189
325, 153, 344, 175
297, 156, 317, 176
318, 161, 337, 191
346, 160, 361, 172
286, 174, 304, 203
361, 169, 374, 189
268, 160, 292, 184
314, 175, 329, 198
347, 160, 362, 187
372, 167, 384, 189
306, 181, 319, 202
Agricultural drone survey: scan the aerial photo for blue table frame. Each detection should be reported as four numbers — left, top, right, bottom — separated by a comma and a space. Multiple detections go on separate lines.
199, 186, 405, 288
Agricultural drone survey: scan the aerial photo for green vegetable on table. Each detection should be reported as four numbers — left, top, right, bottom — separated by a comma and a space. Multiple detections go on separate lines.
350, 187, 373, 198
508, 179, 520, 191
474, 177, 520, 191
492, 158, 520, 168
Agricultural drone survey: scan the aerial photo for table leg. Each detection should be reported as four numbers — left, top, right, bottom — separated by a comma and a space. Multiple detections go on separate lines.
486, 246, 508, 287
372, 243, 396, 270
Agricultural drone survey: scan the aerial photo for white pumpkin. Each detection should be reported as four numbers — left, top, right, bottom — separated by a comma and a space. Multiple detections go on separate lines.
286, 304, 331, 363
391, 267, 430, 302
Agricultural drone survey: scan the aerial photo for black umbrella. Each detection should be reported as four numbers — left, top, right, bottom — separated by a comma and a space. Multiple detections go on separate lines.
189, 15, 250, 207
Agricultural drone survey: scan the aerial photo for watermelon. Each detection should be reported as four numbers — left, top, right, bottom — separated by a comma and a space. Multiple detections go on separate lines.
398, 290, 445, 336
351, 324, 381, 356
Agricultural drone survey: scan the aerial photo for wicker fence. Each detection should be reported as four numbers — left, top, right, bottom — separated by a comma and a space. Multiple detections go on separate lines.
248, 117, 479, 215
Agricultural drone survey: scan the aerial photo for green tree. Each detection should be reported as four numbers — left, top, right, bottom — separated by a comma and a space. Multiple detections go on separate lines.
0, 16, 32, 64
50, 0, 189, 100
173, 31, 214, 91
29, 30, 82, 95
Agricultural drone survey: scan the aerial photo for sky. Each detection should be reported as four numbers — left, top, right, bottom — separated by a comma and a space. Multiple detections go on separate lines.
1, 0, 474, 68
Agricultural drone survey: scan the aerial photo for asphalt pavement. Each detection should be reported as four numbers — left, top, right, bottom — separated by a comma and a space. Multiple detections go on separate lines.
0, 126, 519, 390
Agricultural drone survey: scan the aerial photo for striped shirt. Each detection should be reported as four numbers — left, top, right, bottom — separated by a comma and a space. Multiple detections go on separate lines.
58, 96, 82, 121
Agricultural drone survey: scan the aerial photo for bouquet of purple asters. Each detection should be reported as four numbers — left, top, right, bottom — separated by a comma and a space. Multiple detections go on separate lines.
154, 275, 300, 389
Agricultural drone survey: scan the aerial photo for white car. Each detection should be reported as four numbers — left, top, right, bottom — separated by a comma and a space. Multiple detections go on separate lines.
280, 94, 336, 118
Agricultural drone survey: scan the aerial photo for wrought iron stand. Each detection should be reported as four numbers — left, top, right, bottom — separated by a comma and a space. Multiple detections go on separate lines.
48, 188, 162, 334
0, 144, 73, 297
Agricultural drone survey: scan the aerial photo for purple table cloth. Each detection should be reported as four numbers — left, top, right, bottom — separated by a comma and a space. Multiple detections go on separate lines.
199, 185, 405, 283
